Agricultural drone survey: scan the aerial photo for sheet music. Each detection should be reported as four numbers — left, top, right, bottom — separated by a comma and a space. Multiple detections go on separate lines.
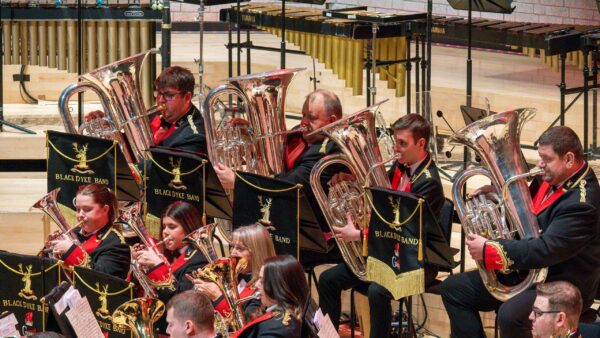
54, 286, 81, 315
314, 309, 339, 338
0, 313, 19, 337
65, 297, 105, 338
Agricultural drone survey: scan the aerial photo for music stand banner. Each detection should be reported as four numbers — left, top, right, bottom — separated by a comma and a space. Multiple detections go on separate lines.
47, 130, 120, 224
144, 148, 207, 238
0, 252, 61, 336
73, 266, 133, 338
365, 188, 427, 300
232, 172, 301, 259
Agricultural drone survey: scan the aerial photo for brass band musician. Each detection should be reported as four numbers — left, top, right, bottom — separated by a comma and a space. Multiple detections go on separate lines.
44, 183, 131, 279
192, 223, 276, 321
231, 255, 309, 338
214, 89, 344, 264
441, 126, 600, 337
133, 201, 208, 301
318, 114, 445, 337
85, 66, 207, 155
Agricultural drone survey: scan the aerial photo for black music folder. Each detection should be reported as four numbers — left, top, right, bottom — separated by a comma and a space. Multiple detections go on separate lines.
148, 147, 232, 221
232, 172, 327, 255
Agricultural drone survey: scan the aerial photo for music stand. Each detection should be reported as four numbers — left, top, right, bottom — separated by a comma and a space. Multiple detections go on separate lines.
446, 0, 514, 107
148, 147, 232, 220
232, 172, 328, 254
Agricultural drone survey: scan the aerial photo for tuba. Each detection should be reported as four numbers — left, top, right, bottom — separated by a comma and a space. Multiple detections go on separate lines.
309, 102, 392, 281
112, 297, 165, 338
202, 68, 305, 178
58, 50, 165, 165
451, 108, 547, 301
202, 68, 304, 243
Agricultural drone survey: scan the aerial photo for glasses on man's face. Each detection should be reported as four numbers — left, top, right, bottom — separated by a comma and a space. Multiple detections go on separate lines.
154, 90, 181, 101
531, 308, 561, 320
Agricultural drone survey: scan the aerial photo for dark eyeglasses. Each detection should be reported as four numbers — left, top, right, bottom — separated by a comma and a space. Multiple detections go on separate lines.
154, 90, 181, 101
531, 308, 561, 320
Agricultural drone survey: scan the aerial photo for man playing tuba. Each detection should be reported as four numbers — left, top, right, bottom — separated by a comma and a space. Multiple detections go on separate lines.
214, 89, 344, 264
318, 114, 445, 338
86, 66, 207, 155
441, 126, 600, 338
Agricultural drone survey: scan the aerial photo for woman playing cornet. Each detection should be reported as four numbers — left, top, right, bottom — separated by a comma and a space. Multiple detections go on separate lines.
132, 201, 209, 300
44, 183, 130, 279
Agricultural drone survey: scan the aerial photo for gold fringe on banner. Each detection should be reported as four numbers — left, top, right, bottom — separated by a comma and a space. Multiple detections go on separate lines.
366, 257, 424, 300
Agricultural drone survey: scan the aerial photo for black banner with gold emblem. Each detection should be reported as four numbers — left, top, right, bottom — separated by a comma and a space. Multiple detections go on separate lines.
0, 251, 62, 335
365, 188, 428, 300
47, 131, 140, 225
232, 172, 301, 259
73, 266, 133, 338
144, 148, 207, 239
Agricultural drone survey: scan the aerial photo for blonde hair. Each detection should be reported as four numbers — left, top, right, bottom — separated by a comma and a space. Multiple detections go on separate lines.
232, 223, 276, 284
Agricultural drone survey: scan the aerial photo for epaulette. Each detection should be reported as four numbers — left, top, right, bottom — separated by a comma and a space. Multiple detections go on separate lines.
319, 138, 329, 154
188, 115, 199, 134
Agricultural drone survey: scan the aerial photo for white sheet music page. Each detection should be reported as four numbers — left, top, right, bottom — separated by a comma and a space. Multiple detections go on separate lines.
65, 296, 105, 338
316, 312, 340, 338
0, 312, 20, 337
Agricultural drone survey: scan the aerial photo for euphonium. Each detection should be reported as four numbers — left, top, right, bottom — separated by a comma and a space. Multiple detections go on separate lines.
451, 108, 547, 302
308, 103, 391, 281
193, 258, 248, 331
183, 222, 219, 263
112, 297, 165, 338
32, 188, 86, 263
58, 50, 164, 165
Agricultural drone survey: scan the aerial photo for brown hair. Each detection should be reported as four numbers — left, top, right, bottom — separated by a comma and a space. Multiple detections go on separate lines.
76, 183, 118, 223
537, 126, 584, 162
166, 290, 214, 332
154, 66, 195, 96
303, 89, 343, 119
161, 201, 202, 236
391, 114, 431, 148
233, 223, 276, 284
262, 255, 309, 319
536, 281, 583, 328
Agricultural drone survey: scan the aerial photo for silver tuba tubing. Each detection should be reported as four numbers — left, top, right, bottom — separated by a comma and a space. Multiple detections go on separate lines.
308, 104, 391, 281
202, 68, 305, 178
58, 50, 158, 165
310, 154, 369, 280
451, 108, 547, 302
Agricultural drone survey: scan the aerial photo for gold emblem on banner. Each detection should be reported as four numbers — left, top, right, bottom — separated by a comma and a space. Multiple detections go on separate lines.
95, 283, 112, 319
168, 157, 187, 190
71, 142, 94, 174
17, 264, 37, 300
258, 195, 274, 229
389, 196, 401, 229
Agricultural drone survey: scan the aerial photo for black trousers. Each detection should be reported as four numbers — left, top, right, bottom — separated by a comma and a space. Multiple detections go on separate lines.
318, 262, 393, 338
441, 270, 537, 338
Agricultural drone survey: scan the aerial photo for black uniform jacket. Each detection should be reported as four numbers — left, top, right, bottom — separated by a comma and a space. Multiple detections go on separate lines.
146, 245, 208, 301
61, 223, 131, 280
491, 162, 600, 307
388, 152, 445, 220
154, 104, 207, 155
232, 306, 301, 338
277, 133, 340, 232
